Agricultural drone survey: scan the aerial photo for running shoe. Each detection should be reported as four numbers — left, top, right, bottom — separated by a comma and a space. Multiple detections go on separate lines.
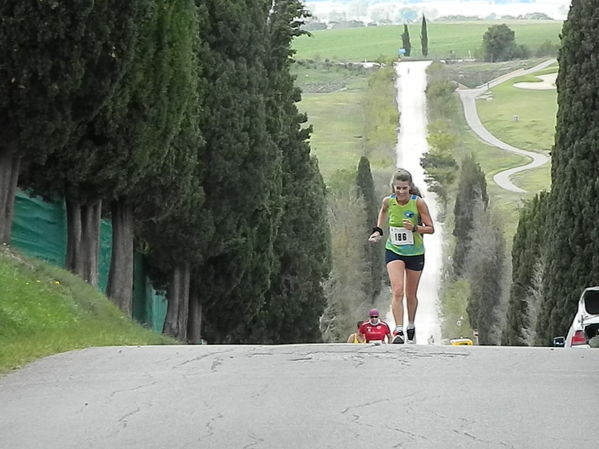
406, 327, 416, 344
392, 330, 405, 344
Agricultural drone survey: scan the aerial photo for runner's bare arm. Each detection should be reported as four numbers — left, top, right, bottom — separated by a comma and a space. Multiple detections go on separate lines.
377, 197, 389, 229
415, 198, 434, 234
369, 197, 389, 241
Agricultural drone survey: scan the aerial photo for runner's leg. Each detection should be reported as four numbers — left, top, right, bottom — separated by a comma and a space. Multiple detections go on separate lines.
405, 268, 423, 323
387, 260, 406, 328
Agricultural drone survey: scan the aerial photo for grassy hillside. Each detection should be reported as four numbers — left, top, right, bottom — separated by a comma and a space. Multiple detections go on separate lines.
476, 65, 558, 153
0, 248, 176, 374
294, 21, 562, 61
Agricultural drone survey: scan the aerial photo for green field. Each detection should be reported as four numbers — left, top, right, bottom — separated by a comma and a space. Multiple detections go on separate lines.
476, 67, 558, 153
293, 60, 371, 93
294, 21, 563, 61
301, 88, 367, 180
512, 163, 552, 193
295, 66, 371, 180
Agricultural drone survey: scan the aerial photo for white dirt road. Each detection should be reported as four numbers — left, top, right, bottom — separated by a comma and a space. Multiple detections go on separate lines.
391, 60, 442, 345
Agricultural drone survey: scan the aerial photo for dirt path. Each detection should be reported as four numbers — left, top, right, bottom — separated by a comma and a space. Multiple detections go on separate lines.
393, 60, 442, 344
457, 59, 556, 193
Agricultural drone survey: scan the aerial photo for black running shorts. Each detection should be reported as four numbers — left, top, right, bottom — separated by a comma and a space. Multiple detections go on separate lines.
385, 250, 425, 271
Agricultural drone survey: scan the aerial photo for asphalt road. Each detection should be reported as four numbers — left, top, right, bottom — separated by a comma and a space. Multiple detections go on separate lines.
457, 59, 556, 193
1, 344, 597, 449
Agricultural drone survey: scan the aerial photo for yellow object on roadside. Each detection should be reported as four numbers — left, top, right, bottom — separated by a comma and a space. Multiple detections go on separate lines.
450, 338, 473, 346
347, 333, 366, 344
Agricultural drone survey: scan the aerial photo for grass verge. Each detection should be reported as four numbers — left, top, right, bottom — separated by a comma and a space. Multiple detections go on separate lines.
0, 247, 176, 374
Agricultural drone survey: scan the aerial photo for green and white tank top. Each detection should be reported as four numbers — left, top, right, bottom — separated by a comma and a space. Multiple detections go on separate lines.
385, 194, 424, 256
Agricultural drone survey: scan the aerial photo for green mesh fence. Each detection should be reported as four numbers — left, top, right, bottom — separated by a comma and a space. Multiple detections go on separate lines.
133, 252, 168, 333
11, 190, 167, 332
11, 191, 67, 267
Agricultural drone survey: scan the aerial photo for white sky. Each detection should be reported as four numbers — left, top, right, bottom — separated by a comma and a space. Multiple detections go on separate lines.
304, 0, 571, 21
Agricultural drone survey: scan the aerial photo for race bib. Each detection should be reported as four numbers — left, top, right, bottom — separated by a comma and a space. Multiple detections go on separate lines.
389, 226, 414, 246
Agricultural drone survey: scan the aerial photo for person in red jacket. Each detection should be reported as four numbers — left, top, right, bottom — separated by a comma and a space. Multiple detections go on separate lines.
359, 309, 392, 343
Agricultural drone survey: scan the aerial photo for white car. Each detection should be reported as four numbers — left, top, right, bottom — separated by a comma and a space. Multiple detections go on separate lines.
562, 286, 599, 348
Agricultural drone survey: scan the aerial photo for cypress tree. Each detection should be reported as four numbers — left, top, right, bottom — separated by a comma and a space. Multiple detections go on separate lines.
356, 156, 382, 301
0, 1, 143, 244
194, 0, 282, 343
251, 157, 331, 344
503, 192, 548, 346
401, 24, 411, 57
0, 1, 80, 243
452, 154, 488, 276
321, 187, 369, 342
421, 16, 429, 57
25, 0, 203, 310
465, 211, 506, 345
142, 170, 206, 341
538, 1, 599, 344
17, 1, 150, 285
245, 0, 331, 344
99, 0, 202, 315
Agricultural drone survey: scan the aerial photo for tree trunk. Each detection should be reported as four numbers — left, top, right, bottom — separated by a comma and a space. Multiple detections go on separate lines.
177, 262, 191, 342
163, 263, 191, 341
66, 198, 83, 276
65, 197, 101, 287
106, 198, 134, 316
80, 199, 102, 287
0, 149, 21, 244
187, 282, 203, 344
163, 266, 182, 338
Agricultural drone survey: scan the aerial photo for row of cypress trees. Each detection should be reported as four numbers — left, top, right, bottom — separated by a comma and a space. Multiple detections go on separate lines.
425, 1, 599, 346
0, 0, 331, 343
423, 62, 508, 344
504, 0, 599, 345
449, 153, 508, 345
